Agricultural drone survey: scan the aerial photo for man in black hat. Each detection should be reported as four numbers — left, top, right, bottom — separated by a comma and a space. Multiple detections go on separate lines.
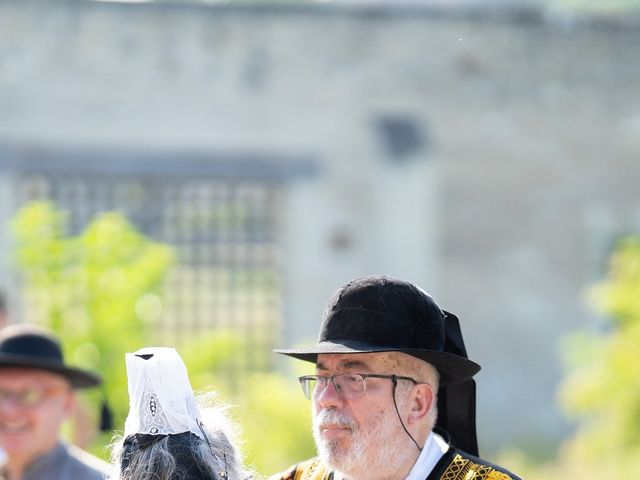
0, 324, 109, 480
270, 275, 520, 480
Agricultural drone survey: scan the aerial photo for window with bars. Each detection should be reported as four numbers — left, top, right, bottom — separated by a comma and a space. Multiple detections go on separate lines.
12, 171, 284, 373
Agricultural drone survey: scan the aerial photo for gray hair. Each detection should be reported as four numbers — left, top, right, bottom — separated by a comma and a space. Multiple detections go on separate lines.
108, 396, 253, 480
386, 352, 440, 430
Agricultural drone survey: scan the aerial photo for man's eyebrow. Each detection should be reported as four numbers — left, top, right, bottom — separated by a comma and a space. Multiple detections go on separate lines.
341, 360, 370, 371
316, 361, 328, 371
315, 359, 371, 371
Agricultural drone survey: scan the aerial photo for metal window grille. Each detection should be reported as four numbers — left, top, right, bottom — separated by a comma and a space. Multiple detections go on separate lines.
12, 171, 284, 374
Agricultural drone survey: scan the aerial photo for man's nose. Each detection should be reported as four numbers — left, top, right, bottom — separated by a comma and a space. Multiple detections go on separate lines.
316, 377, 343, 408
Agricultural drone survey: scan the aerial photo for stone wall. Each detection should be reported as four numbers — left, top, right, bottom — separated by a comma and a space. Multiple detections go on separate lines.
1, 0, 639, 457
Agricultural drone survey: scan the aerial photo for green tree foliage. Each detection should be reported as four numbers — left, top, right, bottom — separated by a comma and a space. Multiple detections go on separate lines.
557, 236, 640, 477
12, 201, 174, 448
11, 201, 317, 473
509, 236, 640, 478
237, 368, 316, 475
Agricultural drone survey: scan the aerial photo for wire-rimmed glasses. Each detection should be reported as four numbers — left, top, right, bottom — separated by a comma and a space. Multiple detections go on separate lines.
0, 386, 68, 408
298, 373, 418, 400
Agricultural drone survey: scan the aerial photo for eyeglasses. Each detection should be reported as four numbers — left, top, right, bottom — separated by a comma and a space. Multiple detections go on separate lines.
298, 373, 418, 400
0, 387, 68, 408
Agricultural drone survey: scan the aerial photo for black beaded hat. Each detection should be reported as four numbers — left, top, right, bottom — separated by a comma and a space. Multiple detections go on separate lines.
275, 275, 480, 386
0, 323, 101, 389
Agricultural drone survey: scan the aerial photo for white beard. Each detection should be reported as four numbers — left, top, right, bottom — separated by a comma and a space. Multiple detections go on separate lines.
312, 408, 417, 480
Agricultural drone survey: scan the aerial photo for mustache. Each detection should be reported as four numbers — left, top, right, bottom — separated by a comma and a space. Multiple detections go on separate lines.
314, 410, 357, 431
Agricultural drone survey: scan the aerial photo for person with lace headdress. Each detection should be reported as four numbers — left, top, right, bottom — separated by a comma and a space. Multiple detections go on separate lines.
109, 347, 252, 480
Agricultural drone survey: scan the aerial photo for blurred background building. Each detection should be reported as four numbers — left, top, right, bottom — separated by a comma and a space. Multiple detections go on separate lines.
1, 0, 639, 460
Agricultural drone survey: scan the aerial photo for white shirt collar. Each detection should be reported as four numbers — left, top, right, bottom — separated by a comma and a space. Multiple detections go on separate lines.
404, 431, 448, 480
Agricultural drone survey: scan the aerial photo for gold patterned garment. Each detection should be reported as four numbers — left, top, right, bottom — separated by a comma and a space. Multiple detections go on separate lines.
268, 458, 333, 480
433, 452, 518, 480
268, 449, 521, 480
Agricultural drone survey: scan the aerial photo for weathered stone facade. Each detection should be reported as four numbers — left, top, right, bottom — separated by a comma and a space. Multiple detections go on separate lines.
1, 0, 639, 457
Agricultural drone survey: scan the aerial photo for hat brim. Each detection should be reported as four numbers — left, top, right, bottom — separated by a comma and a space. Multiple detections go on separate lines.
0, 355, 102, 389
275, 339, 481, 386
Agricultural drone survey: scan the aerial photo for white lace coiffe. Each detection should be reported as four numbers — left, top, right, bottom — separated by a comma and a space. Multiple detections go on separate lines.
124, 347, 205, 440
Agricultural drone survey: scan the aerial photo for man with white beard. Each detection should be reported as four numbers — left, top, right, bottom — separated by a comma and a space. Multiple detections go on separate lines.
269, 275, 520, 480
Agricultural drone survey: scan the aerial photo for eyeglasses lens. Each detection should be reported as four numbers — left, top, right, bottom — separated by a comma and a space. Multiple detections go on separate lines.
0, 388, 62, 408
0, 389, 44, 407
300, 374, 366, 400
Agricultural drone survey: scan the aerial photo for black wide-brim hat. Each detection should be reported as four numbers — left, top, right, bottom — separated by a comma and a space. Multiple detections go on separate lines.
0, 323, 101, 389
275, 275, 481, 386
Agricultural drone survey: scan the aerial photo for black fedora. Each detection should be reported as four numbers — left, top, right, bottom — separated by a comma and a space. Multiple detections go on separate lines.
0, 323, 101, 389
275, 275, 480, 386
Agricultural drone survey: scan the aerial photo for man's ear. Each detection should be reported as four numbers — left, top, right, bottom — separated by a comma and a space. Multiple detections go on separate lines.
407, 383, 434, 425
